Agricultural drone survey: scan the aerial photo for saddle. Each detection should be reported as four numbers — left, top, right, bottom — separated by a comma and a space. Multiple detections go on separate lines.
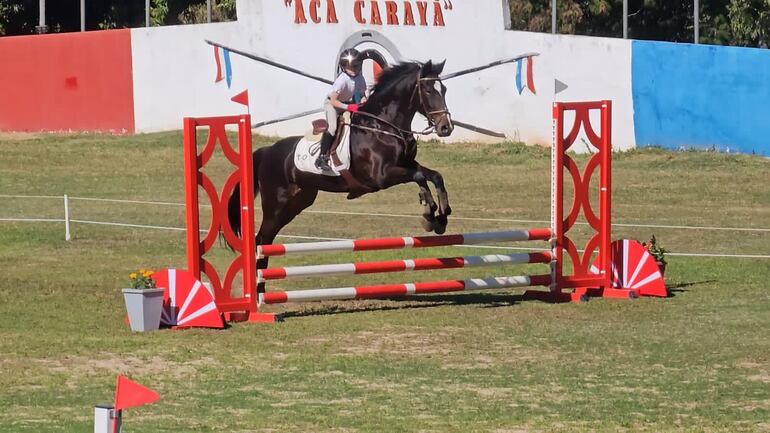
302, 114, 370, 199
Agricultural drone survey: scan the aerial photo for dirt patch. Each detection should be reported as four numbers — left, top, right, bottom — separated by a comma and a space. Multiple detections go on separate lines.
0, 132, 43, 141
748, 374, 770, 384
30, 353, 215, 379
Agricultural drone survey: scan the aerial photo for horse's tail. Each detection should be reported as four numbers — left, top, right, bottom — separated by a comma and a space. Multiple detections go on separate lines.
227, 148, 262, 240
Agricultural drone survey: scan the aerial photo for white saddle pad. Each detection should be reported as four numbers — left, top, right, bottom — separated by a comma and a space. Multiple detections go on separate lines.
294, 124, 351, 176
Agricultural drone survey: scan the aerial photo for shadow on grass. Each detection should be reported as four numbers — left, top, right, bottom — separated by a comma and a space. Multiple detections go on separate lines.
277, 292, 525, 319
269, 281, 715, 319
665, 279, 717, 297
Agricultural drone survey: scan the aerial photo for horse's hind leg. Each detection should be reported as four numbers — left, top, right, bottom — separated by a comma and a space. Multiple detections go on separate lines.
255, 184, 319, 295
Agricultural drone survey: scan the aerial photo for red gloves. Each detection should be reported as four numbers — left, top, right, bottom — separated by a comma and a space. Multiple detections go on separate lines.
347, 103, 359, 113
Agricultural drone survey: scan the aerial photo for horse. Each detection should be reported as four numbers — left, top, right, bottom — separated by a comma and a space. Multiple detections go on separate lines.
227, 60, 454, 288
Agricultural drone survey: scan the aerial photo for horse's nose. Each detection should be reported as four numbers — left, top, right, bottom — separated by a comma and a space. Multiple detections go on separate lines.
438, 122, 453, 137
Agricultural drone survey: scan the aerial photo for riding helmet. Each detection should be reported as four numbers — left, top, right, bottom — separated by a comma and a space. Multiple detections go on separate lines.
339, 48, 363, 75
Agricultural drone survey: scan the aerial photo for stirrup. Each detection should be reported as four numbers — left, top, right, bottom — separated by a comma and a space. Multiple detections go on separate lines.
315, 154, 331, 171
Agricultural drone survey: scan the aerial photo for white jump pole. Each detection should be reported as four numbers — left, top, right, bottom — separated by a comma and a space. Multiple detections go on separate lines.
261, 274, 552, 304
257, 228, 551, 258
64, 194, 71, 241
258, 252, 552, 282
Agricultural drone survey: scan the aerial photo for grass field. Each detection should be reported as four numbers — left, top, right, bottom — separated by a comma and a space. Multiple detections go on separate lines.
0, 130, 769, 432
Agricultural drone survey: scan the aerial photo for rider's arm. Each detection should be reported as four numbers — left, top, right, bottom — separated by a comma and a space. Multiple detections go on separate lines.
328, 90, 349, 110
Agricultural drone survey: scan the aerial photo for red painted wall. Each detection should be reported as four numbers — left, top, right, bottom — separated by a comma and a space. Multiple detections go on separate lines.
0, 30, 134, 133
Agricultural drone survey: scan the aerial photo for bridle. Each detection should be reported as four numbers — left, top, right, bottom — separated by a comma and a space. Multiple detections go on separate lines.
351, 71, 452, 142
411, 73, 451, 131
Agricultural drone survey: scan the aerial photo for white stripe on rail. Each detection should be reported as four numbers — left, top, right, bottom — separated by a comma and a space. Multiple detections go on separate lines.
261, 274, 552, 304
257, 228, 551, 258
258, 252, 553, 282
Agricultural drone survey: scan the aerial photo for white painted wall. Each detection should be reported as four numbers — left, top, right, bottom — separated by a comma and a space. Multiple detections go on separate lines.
131, 0, 635, 150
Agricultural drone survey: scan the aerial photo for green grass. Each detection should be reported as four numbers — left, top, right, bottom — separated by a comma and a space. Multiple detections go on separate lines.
0, 131, 769, 432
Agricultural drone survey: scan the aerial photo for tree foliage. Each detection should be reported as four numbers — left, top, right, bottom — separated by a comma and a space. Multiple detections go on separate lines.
508, 0, 768, 48
0, 0, 237, 36
728, 0, 770, 46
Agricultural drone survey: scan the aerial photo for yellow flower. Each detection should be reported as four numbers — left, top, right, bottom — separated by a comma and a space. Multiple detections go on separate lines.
129, 272, 137, 279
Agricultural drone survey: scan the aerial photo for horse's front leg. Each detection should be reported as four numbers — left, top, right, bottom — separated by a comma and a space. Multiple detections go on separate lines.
416, 164, 451, 232
382, 166, 440, 234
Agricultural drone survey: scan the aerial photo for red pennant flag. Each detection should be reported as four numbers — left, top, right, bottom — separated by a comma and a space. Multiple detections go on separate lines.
231, 89, 249, 107
214, 46, 223, 83
526, 56, 537, 95
114, 375, 160, 411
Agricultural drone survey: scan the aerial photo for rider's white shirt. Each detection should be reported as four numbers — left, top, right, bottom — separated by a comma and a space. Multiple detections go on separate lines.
329, 72, 366, 103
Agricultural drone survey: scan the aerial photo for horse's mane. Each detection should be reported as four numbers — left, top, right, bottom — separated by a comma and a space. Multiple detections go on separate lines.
364, 62, 421, 107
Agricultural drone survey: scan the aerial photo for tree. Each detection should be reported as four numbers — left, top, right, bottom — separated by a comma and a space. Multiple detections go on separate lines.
178, 0, 237, 24
728, 0, 770, 47
0, 0, 34, 36
507, 0, 768, 48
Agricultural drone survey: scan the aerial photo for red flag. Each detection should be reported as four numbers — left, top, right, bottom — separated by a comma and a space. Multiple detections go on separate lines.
214, 46, 223, 83
114, 375, 160, 411
526, 56, 536, 95
231, 89, 249, 107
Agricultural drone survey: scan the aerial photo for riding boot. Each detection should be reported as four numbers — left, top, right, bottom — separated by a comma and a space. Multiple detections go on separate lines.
315, 132, 334, 171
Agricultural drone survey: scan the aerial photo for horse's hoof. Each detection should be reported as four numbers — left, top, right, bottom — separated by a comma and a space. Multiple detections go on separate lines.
346, 190, 364, 200
434, 223, 447, 235
421, 217, 435, 232
436, 214, 448, 227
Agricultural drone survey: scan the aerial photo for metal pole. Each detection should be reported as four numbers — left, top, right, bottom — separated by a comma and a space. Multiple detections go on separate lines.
623, 0, 628, 38
80, 0, 85, 31
36, 0, 48, 33
207, 0, 212, 23
551, 0, 556, 34
64, 194, 71, 241
146, 0, 150, 27
694, 0, 699, 43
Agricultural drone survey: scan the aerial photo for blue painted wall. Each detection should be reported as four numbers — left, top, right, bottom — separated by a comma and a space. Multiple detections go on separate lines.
632, 41, 770, 156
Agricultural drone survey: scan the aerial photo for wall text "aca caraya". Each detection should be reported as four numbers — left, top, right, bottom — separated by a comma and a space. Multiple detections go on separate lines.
285, 0, 454, 27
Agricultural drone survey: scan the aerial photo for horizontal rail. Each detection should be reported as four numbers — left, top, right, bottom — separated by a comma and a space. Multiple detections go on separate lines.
258, 252, 552, 282
261, 274, 552, 304
257, 228, 552, 258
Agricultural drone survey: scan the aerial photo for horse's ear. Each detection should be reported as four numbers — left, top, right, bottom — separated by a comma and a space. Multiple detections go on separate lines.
433, 59, 446, 75
421, 60, 433, 76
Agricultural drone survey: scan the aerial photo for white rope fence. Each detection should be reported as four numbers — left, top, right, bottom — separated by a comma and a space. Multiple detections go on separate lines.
0, 194, 768, 259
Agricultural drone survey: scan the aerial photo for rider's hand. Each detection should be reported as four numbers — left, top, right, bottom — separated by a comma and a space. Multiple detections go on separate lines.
347, 104, 359, 113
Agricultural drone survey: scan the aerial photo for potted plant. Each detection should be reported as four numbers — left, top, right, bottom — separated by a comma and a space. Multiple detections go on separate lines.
122, 269, 164, 332
642, 235, 668, 276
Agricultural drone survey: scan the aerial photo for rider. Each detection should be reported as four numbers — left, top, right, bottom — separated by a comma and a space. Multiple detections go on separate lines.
315, 48, 367, 171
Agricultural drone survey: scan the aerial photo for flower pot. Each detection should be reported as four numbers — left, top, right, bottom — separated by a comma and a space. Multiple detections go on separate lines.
656, 261, 666, 277
122, 288, 165, 332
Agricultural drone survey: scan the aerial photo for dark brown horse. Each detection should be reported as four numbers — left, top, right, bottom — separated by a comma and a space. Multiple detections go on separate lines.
228, 60, 454, 285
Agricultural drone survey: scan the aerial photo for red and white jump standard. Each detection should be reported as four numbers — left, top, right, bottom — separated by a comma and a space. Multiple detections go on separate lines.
182, 100, 631, 323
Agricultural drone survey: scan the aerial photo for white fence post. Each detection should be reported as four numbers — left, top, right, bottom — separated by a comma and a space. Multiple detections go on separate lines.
551, 0, 557, 34
64, 194, 71, 241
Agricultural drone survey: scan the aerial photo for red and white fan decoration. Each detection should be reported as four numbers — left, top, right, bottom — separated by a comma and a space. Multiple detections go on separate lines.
153, 268, 224, 329
591, 239, 668, 297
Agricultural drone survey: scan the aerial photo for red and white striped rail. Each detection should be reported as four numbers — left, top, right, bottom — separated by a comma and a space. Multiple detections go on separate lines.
258, 252, 552, 282
257, 228, 552, 258
261, 274, 552, 304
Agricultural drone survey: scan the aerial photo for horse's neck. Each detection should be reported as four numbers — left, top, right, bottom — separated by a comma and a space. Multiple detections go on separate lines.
366, 97, 416, 131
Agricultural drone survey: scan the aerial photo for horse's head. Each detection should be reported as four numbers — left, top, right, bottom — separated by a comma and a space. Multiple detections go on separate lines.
416, 60, 453, 137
